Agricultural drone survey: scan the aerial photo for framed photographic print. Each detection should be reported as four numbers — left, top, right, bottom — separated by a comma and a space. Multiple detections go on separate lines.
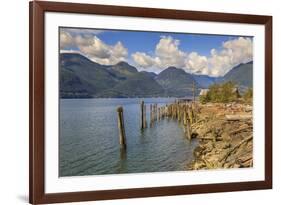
29, 1, 272, 204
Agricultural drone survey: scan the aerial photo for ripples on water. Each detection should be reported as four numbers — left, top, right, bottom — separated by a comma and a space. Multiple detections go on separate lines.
59, 98, 198, 177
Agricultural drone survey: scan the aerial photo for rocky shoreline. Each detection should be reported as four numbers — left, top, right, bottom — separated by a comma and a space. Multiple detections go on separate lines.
187, 102, 253, 170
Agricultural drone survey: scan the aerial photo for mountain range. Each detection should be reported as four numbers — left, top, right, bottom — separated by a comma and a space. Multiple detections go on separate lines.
60, 53, 253, 98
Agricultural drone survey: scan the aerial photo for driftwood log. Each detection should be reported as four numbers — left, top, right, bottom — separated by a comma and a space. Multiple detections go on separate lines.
225, 114, 252, 121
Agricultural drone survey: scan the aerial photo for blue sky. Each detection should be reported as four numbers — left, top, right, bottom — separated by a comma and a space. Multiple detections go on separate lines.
98, 31, 237, 57
60, 27, 253, 77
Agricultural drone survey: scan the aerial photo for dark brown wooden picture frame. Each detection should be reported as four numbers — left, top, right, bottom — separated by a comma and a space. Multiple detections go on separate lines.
29, 1, 272, 204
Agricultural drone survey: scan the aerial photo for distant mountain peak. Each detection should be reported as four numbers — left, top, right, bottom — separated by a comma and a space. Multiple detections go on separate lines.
166, 66, 178, 69
115, 61, 130, 66
159, 66, 187, 75
60, 52, 87, 59
60, 52, 101, 68
165, 66, 182, 71
111, 61, 138, 74
222, 61, 253, 88
228, 61, 253, 73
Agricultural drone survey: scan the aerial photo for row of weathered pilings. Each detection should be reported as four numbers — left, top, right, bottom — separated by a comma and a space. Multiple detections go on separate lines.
117, 100, 198, 149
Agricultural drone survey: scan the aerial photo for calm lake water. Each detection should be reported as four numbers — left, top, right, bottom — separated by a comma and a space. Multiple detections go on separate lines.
59, 98, 198, 177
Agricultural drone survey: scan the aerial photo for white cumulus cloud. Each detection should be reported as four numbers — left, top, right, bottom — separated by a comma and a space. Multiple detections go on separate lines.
155, 36, 186, 68
208, 37, 253, 76
131, 35, 253, 76
131, 36, 187, 71
60, 30, 74, 49
185, 52, 208, 75
59, 29, 128, 65
131, 52, 155, 68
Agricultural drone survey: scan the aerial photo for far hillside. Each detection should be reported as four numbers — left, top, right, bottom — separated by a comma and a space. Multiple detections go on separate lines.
60, 53, 253, 98
192, 61, 253, 90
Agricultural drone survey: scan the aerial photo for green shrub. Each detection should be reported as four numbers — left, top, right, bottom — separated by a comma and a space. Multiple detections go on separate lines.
199, 93, 210, 104
243, 88, 253, 103
199, 82, 239, 103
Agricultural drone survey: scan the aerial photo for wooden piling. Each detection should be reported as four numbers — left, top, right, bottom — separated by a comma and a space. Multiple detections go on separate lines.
150, 104, 153, 127
140, 101, 145, 129
188, 107, 193, 124
172, 104, 176, 119
152, 104, 155, 123
153, 104, 157, 122
162, 107, 165, 119
155, 104, 158, 121
192, 103, 197, 123
177, 104, 181, 122
117, 107, 126, 149
183, 109, 187, 125
165, 105, 168, 118
144, 104, 147, 128
186, 119, 192, 140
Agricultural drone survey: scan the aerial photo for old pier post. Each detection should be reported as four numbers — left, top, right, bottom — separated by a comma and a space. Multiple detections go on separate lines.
153, 104, 157, 122
165, 105, 168, 118
186, 119, 192, 140
177, 103, 181, 122
144, 104, 147, 128
150, 104, 153, 127
172, 104, 175, 119
140, 101, 146, 129
152, 104, 155, 123
177, 102, 180, 120
117, 107, 126, 149
192, 104, 195, 123
155, 104, 158, 122
183, 107, 187, 126
188, 105, 194, 124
